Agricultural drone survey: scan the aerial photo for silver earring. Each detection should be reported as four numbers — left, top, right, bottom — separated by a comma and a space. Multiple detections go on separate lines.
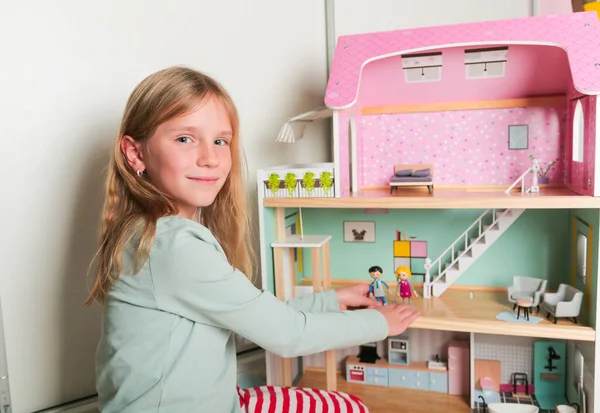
136, 169, 143, 177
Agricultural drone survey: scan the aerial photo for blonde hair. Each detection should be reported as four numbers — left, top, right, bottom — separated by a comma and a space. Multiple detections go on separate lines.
85, 66, 254, 305
395, 266, 412, 280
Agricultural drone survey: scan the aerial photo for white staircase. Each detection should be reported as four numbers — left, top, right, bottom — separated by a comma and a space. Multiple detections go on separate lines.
429, 209, 526, 297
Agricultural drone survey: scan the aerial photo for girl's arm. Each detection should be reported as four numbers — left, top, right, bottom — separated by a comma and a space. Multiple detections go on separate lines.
150, 223, 388, 358
284, 290, 341, 313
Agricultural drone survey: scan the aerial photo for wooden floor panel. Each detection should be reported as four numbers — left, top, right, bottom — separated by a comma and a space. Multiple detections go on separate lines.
299, 281, 596, 342
264, 186, 600, 209
296, 370, 471, 413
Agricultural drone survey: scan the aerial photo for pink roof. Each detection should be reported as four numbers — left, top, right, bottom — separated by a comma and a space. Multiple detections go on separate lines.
324, 12, 600, 109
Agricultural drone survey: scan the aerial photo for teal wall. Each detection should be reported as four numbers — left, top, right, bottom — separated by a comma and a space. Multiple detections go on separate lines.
296, 209, 571, 288
569, 209, 599, 328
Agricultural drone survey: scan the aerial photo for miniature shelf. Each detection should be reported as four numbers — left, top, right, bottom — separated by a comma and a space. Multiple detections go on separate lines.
263, 187, 600, 209
271, 232, 337, 391
299, 280, 596, 342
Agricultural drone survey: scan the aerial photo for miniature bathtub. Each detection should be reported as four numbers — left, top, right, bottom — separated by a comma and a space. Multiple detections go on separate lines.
488, 403, 539, 413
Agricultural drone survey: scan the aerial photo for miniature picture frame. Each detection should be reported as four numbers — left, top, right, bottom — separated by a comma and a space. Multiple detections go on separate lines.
343, 221, 375, 242
508, 124, 529, 150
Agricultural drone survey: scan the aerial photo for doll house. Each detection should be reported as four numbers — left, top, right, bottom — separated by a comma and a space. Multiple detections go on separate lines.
256, 11, 600, 413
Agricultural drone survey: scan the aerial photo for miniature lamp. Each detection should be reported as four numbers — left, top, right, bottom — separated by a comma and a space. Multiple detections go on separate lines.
276, 106, 333, 143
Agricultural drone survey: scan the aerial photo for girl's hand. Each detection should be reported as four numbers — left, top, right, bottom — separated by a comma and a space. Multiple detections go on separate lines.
375, 304, 420, 336
335, 284, 381, 310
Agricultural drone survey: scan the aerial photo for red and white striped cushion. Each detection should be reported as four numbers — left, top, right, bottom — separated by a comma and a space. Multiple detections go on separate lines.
237, 386, 369, 413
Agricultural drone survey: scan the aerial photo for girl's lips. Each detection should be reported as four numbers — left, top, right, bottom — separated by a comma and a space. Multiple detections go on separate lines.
188, 177, 219, 184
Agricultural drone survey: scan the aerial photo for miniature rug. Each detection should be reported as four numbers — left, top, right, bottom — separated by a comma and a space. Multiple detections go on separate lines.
495, 311, 543, 324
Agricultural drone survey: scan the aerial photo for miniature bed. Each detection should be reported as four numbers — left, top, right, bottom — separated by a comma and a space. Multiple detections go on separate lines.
389, 163, 434, 194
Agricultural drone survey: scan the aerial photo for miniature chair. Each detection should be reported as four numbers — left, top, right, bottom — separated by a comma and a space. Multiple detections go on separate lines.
543, 284, 583, 324
507, 276, 547, 312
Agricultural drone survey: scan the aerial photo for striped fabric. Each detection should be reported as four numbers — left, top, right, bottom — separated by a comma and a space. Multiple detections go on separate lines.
237, 386, 369, 413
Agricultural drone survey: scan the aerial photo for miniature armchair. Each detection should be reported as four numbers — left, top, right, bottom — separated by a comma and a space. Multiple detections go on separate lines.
543, 283, 583, 324
507, 276, 547, 312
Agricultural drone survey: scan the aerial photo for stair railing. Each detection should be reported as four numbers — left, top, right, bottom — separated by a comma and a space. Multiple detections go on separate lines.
505, 167, 532, 194
430, 209, 511, 285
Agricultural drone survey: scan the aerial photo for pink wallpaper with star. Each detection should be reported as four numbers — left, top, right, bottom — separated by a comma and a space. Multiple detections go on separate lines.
355, 106, 566, 187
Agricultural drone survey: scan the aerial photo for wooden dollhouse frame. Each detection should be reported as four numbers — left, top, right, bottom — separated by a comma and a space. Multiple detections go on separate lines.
256, 11, 600, 413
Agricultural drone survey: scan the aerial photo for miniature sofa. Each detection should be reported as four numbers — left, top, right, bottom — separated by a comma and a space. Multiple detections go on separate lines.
237, 385, 370, 412
542, 283, 583, 324
507, 276, 547, 312
389, 163, 434, 194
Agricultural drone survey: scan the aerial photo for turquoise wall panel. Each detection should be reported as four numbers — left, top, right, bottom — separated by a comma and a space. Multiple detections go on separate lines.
299, 209, 570, 288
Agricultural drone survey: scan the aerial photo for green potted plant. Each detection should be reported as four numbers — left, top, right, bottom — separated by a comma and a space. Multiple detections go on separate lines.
302, 171, 316, 196
528, 154, 558, 184
284, 172, 297, 196
319, 171, 333, 196
267, 173, 280, 196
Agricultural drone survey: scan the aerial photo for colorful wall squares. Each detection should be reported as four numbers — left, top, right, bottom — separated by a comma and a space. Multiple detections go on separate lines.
410, 241, 427, 258
394, 241, 411, 257
393, 238, 428, 276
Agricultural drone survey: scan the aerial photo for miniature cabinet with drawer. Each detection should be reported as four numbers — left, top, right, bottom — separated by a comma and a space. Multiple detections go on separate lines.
388, 366, 448, 392
365, 365, 388, 386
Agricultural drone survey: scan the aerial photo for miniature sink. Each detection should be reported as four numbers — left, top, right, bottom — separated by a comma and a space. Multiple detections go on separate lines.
556, 406, 577, 413
427, 361, 447, 370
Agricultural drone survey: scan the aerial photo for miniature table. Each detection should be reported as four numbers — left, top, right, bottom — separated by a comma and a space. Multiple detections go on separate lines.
515, 299, 533, 321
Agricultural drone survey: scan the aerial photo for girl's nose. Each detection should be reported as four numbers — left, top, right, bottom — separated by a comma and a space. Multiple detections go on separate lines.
197, 143, 218, 167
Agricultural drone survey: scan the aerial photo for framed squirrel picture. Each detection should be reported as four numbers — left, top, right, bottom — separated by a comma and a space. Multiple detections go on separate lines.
343, 221, 375, 243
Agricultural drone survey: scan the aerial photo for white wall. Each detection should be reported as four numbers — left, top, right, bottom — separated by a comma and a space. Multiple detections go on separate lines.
332, 0, 535, 38
0, 1, 328, 412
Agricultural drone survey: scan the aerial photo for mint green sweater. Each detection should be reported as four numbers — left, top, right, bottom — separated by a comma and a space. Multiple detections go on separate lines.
95, 216, 388, 412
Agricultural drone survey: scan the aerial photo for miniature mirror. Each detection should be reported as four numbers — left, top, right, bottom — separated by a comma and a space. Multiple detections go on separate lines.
508, 125, 528, 150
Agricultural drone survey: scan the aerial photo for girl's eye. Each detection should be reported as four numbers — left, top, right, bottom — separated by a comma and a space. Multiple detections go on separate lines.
176, 136, 193, 144
215, 138, 229, 146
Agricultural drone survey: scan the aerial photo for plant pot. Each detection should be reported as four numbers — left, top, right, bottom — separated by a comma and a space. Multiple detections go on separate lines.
538, 176, 549, 184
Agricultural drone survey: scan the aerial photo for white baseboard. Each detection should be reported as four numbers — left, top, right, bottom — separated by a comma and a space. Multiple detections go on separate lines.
35, 396, 98, 413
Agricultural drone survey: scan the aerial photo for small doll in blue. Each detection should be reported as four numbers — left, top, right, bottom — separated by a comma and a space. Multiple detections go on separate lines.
368, 265, 390, 305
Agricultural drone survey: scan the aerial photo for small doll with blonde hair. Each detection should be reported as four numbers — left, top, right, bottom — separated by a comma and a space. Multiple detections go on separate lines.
396, 266, 419, 305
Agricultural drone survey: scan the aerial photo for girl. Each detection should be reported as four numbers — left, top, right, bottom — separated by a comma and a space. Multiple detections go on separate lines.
396, 266, 419, 305
85, 66, 420, 413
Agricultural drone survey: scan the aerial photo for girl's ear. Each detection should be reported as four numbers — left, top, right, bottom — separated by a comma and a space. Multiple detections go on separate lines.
120, 135, 146, 173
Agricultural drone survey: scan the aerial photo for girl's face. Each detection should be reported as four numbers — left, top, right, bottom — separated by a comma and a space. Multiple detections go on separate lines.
399, 271, 408, 281
123, 96, 233, 218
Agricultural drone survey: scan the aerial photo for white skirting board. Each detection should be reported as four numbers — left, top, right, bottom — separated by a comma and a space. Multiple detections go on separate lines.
34, 396, 98, 413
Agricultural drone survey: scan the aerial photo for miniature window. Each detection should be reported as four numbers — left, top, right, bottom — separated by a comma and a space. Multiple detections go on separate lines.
576, 230, 588, 285
508, 125, 528, 150
573, 100, 585, 162
573, 346, 584, 393
464, 46, 508, 79
401, 52, 442, 83
573, 215, 593, 314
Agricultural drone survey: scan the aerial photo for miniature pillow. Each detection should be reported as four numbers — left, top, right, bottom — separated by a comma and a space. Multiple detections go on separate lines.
411, 168, 431, 177
238, 385, 370, 412
395, 169, 412, 177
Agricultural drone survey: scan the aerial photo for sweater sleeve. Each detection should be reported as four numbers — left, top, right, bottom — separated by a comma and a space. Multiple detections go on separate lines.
285, 290, 341, 313
150, 222, 388, 358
